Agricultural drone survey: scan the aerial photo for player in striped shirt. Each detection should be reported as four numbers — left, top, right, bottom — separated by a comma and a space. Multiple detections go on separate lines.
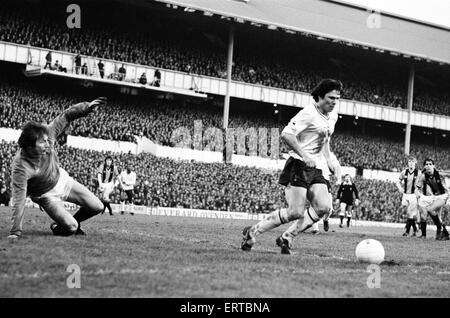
7, 97, 107, 239
396, 156, 421, 236
97, 156, 119, 216
241, 79, 343, 254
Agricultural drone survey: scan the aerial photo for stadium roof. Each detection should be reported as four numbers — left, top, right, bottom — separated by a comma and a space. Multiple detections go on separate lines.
155, 0, 450, 65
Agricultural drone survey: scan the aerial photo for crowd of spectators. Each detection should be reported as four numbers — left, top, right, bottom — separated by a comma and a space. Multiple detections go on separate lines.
0, 2, 449, 116
1, 79, 450, 172
1, 140, 448, 223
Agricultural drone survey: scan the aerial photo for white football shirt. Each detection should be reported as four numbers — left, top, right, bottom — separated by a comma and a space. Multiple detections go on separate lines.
282, 102, 338, 178
120, 170, 137, 191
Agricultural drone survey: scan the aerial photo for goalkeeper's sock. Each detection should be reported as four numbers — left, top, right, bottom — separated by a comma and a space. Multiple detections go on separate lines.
73, 207, 100, 223
52, 223, 77, 236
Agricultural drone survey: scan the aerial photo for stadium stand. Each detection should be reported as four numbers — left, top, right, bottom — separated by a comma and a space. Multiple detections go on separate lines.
1, 76, 449, 171
0, 1, 449, 116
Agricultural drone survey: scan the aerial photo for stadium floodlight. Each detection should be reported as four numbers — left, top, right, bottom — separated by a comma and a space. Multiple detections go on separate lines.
203, 11, 214, 16
267, 25, 277, 30
250, 22, 262, 27
235, 17, 245, 23
184, 7, 196, 12
284, 29, 296, 34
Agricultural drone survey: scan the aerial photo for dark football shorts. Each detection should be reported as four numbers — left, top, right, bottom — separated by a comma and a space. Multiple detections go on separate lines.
279, 157, 330, 191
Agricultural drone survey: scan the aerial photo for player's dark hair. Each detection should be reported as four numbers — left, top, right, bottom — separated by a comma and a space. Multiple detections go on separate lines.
18, 121, 49, 149
105, 156, 113, 162
311, 79, 343, 102
423, 158, 434, 166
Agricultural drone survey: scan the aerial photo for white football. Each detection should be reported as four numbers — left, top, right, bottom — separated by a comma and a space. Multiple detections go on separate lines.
355, 239, 385, 264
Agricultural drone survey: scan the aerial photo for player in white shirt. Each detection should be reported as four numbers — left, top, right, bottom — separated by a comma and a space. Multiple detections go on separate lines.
97, 156, 119, 216
118, 163, 137, 215
241, 79, 343, 254
279, 152, 342, 247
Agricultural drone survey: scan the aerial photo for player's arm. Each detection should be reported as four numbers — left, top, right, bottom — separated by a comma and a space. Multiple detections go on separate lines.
97, 164, 104, 187
415, 174, 425, 199
8, 163, 30, 238
336, 184, 343, 203
47, 97, 107, 139
323, 138, 341, 182
353, 184, 360, 206
281, 111, 315, 167
395, 171, 405, 193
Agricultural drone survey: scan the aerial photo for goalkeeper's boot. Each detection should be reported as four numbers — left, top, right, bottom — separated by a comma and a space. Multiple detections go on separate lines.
241, 226, 255, 251
275, 236, 291, 255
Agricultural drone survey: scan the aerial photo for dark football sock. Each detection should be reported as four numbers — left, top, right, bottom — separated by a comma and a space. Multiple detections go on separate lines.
411, 219, 417, 232
430, 215, 442, 232
420, 222, 427, 237
347, 217, 351, 227
340, 216, 344, 224
73, 207, 100, 223
104, 202, 112, 215
405, 219, 412, 233
52, 224, 76, 236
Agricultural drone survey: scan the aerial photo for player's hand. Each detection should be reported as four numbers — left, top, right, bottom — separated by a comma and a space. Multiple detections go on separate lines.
335, 199, 340, 205
88, 97, 107, 112
355, 199, 360, 207
399, 188, 404, 194
303, 156, 316, 168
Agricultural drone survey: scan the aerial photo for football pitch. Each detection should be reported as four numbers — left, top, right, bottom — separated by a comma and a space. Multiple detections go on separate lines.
0, 207, 449, 298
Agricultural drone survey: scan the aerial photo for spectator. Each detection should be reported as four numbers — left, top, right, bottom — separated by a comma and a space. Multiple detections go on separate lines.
153, 69, 161, 87
139, 72, 147, 85
118, 64, 126, 81
74, 52, 82, 74
98, 60, 105, 79
44, 51, 52, 69
54, 60, 67, 72
81, 62, 88, 75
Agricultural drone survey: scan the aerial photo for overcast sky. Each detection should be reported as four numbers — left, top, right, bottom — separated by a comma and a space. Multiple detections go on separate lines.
337, 0, 450, 28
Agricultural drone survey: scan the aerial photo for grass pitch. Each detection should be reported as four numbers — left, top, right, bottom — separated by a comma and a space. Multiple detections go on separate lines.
0, 207, 449, 298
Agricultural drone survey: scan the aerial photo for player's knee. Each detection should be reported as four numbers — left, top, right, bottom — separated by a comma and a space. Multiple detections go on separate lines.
312, 206, 330, 218
92, 200, 104, 213
286, 206, 303, 222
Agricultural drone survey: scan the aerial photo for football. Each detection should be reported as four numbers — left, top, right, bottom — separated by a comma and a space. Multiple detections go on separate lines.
355, 239, 385, 264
